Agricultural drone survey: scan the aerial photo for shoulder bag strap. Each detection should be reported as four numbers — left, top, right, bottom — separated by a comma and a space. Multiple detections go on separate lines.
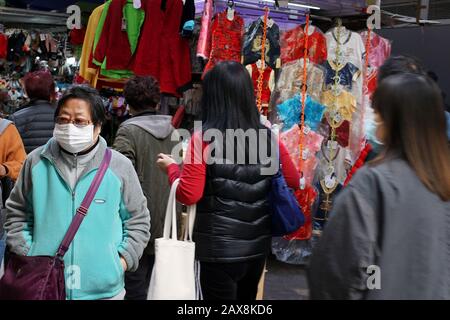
55, 148, 113, 258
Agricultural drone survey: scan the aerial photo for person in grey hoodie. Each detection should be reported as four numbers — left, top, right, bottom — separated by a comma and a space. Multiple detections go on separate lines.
113, 76, 178, 300
308, 74, 450, 300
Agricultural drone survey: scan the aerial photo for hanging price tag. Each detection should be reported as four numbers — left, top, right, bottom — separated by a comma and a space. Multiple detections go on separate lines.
302, 149, 309, 160
302, 125, 311, 135
327, 140, 338, 150
276, 58, 281, 69
333, 112, 342, 123
267, 18, 274, 28
325, 175, 337, 189
227, 8, 235, 21
300, 177, 306, 190
40, 34, 46, 41
133, 0, 142, 9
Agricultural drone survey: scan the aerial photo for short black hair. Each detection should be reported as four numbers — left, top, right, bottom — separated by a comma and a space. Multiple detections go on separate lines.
55, 85, 106, 126
378, 55, 426, 84
124, 76, 160, 112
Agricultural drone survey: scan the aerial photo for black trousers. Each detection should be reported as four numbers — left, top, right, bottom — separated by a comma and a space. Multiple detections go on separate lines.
200, 257, 266, 300
124, 253, 155, 300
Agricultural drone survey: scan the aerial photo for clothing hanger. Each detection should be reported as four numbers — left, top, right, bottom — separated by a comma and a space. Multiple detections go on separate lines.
133, 0, 142, 9
227, 0, 235, 20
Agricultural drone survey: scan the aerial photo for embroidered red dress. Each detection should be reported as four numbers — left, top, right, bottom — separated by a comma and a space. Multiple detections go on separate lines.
247, 62, 274, 115
280, 25, 327, 65
203, 11, 244, 77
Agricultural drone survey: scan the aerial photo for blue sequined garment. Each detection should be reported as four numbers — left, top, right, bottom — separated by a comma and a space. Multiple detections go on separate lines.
324, 60, 360, 90
277, 94, 326, 132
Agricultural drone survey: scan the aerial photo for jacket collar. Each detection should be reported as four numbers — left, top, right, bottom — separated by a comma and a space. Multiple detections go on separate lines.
41, 136, 109, 189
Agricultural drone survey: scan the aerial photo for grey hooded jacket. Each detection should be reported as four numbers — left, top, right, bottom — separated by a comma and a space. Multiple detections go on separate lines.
308, 158, 450, 300
113, 112, 178, 255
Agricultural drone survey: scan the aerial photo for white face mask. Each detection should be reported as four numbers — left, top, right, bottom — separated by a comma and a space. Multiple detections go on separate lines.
54, 124, 94, 154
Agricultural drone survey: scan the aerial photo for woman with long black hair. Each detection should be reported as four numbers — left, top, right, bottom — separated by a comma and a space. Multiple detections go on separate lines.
157, 61, 300, 300
308, 73, 450, 299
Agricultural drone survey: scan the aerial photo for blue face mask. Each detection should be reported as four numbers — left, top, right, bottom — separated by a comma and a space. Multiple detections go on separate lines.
365, 119, 384, 153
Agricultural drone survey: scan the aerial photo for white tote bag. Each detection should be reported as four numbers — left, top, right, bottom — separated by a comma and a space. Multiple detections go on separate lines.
147, 179, 201, 300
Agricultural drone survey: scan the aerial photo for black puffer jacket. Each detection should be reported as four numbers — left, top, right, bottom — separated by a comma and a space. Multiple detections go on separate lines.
195, 163, 273, 263
9, 100, 56, 154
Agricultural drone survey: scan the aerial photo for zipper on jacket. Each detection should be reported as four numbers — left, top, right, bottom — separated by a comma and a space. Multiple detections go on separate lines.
43, 151, 106, 300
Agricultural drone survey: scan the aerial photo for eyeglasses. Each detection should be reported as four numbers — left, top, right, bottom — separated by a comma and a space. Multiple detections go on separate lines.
56, 116, 92, 127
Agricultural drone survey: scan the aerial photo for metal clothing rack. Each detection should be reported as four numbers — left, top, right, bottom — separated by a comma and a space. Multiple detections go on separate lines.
216, 0, 332, 22
0, 6, 69, 27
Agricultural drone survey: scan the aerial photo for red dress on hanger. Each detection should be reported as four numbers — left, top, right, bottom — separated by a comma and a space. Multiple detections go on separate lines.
250, 63, 273, 105
0, 33, 7, 59
281, 25, 327, 65
158, 0, 193, 95
203, 11, 244, 77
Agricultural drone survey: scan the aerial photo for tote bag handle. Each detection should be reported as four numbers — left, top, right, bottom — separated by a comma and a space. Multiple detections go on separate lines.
163, 179, 196, 241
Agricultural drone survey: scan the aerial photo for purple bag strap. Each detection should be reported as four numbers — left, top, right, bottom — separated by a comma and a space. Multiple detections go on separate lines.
55, 148, 112, 258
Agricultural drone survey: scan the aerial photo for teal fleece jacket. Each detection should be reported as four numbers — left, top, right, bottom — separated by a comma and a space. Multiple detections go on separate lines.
4, 137, 151, 300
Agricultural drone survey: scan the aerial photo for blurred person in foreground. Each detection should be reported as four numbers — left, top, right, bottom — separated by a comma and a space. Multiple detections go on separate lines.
308, 73, 450, 299
345, 55, 428, 185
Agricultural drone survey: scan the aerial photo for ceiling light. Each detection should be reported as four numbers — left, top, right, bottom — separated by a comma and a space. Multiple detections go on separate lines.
262, 0, 320, 10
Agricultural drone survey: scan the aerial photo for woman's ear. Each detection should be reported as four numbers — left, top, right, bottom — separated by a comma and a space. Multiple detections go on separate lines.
94, 124, 102, 139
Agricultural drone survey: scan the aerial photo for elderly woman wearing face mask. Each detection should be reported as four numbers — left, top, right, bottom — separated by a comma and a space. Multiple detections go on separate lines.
3, 86, 151, 300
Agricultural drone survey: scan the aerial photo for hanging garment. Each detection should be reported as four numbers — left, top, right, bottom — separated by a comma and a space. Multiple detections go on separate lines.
158, 0, 193, 95
132, 0, 164, 80
79, 3, 106, 85
318, 117, 350, 148
326, 27, 366, 71
197, 0, 213, 60
285, 186, 318, 241
280, 124, 324, 186
317, 141, 352, 186
277, 94, 326, 132
321, 89, 357, 123
0, 33, 7, 59
360, 31, 392, 69
364, 67, 378, 97
69, 27, 86, 46
203, 10, 244, 77
133, 0, 192, 96
276, 58, 325, 103
189, 19, 204, 74
91, 0, 136, 81
7, 32, 27, 62
323, 60, 361, 90
243, 16, 281, 70
93, 0, 144, 72
313, 180, 343, 232
246, 61, 275, 105
281, 25, 327, 65
179, 0, 196, 38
